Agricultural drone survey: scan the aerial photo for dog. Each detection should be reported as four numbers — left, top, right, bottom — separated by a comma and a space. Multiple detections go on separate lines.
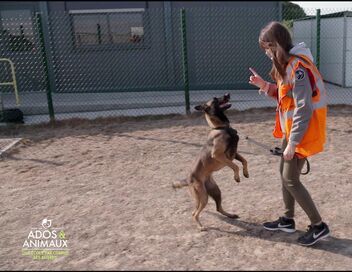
172, 93, 249, 231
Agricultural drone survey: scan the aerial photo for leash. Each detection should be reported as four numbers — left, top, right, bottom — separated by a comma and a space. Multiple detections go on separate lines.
245, 136, 310, 175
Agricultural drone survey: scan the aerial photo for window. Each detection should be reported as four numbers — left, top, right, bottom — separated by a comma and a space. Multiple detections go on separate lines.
0, 9, 35, 52
69, 9, 145, 48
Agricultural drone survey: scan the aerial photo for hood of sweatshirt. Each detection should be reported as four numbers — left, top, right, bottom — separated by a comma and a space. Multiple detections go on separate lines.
289, 42, 314, 62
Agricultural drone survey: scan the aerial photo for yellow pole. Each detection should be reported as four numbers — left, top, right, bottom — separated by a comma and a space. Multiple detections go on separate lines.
0, 58, 20, 105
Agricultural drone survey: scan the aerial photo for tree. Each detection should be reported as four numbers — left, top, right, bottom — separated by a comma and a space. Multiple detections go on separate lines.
282, 1, 307, 29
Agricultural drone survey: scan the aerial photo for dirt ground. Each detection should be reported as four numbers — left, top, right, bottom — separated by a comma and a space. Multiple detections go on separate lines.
0, 105, 351, 270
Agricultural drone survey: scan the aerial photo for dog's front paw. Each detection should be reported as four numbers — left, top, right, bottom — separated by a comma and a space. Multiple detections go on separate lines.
243, 169, 249, 178
234, 174, 241, 183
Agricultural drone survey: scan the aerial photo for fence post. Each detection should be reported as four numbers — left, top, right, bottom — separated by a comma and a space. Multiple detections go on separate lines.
97, 23, 102, 44
180, 8, 190, 115
342, 13, 347, 87
36, 12, 55, 122
316, 9, 321, 70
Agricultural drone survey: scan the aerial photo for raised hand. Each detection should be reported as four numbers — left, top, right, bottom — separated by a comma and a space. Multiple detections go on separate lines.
249, 67, 266, 89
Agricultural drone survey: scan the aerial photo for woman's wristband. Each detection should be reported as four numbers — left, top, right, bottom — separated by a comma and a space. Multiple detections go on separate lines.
259, 81, 269, 95
264, 81, 269, 93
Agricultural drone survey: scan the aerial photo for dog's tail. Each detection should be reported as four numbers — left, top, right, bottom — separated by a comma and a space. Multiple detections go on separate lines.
172, 178, 189, 189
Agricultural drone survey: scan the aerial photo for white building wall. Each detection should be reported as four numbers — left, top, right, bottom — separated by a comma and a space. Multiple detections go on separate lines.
293, 20, 314, 51
320, 18, 344, 86
293, 17, 346, 86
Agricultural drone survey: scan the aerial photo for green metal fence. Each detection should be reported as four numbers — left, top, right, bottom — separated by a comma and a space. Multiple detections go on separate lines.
0, 7, 351, 124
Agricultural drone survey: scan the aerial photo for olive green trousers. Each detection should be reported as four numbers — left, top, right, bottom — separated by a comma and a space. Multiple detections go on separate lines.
280, 139, 322, 225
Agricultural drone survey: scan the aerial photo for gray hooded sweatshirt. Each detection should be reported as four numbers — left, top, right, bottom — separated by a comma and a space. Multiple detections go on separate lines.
281, 42, 315, 146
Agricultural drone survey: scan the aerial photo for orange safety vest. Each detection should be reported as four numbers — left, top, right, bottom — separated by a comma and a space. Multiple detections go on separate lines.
273, 54, 328, 158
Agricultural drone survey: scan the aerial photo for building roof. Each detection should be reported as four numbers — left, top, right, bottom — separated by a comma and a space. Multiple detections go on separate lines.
293, 10, 352, 22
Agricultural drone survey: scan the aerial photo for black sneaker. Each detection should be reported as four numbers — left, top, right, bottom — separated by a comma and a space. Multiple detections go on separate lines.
297, 222, 330, 246
263, 216, 296, 233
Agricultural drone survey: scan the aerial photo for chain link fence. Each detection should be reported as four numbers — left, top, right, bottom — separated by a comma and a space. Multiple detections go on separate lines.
0, 7, 351, 124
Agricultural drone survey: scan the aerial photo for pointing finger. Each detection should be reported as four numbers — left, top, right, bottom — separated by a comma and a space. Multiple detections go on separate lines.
249, 67, 259, 77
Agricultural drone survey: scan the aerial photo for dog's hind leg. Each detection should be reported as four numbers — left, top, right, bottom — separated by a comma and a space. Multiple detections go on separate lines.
235, 153, 249, 178
205, 177, 239, 219
189, 186, 200, 217
192, 184, 208, 231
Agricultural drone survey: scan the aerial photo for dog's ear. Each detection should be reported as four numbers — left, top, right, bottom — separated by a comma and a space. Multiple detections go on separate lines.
194, 104, 204, 111
194, 104, 210, 112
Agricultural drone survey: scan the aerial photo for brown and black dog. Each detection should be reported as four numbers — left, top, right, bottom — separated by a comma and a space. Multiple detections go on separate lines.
172, 93, 249, 231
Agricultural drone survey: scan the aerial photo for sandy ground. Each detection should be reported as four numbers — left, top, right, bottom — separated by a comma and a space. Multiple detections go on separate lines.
0, 105, 351, 270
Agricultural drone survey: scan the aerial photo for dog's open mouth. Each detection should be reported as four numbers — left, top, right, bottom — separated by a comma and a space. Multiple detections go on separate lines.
219, 93, 231, 110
